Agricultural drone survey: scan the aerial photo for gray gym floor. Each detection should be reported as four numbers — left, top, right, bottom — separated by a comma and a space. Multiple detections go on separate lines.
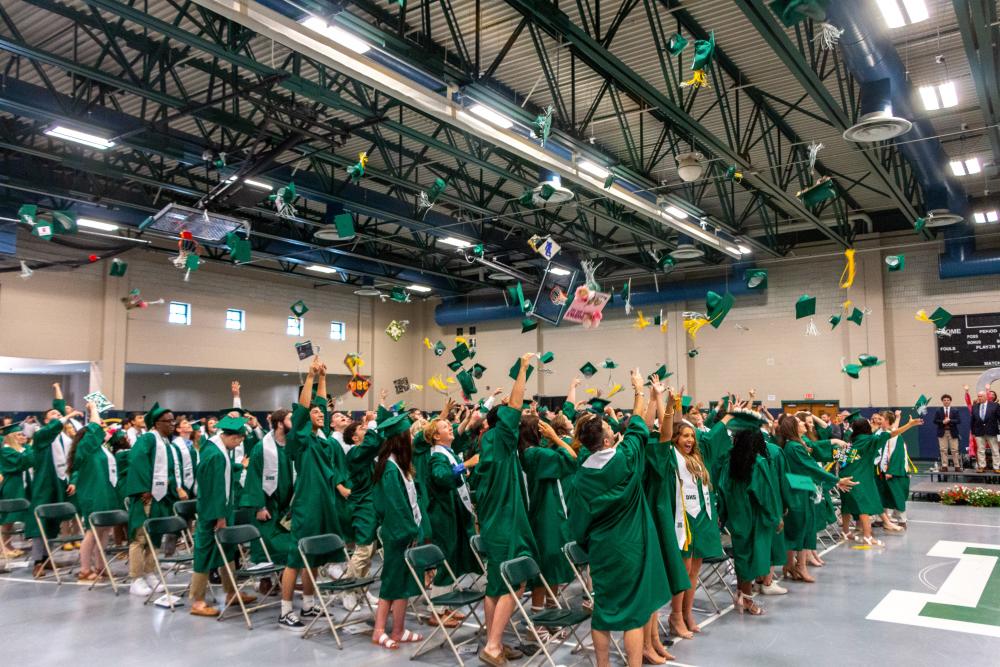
2, 502, 998, 666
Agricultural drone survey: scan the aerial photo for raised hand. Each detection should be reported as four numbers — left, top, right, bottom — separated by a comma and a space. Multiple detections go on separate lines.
231, 380, 241, 396
571, 377, 582, 389
630, 367, 643, 390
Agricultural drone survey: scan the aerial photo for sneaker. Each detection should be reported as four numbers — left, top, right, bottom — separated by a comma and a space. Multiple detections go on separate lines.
299, 606, 321, 618
364, 590, 380, 606
129, 578, 153, 597
341, 592, 359, 611
145, 574, 166, 594
326, 563, 347, 579
760, 581, 788, 596
278, 612, 306, 632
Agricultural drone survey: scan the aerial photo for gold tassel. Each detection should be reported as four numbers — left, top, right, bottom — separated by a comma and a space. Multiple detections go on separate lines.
455, 335, 468, 346
684, 316, 711, 340
606, 384, 623, 398
358, 152, 369, 170
428, 375, 448, 393
680, 69, 708, 89
633, 310, 651, 330
839, 248, 856, 289
915, 309, 933, 325
423, 337, 432, 349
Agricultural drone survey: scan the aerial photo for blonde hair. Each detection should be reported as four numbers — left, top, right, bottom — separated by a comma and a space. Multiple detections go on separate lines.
673, 423, 710, 485
422, 417, 449, 445
549, 413, 572, 437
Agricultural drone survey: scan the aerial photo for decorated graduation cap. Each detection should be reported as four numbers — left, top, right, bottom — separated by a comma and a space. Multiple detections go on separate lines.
667, 32, 688, 56
432, 340, 446, 356
0, 423, 23, 437
588, 397, 611, 414
916, 306, 952, 329
456, 369, 478, 397
521, 317, 539, 334
580, 362, 598, 378
681, 31, 715, 88
602, 358, 618, 370
19, 204, 77, 241
797, 176, 837, 210
847, 307, 864, 326
269, 183, 298, 219
452, 342, 471, 364
347, 152, 369, 183
885, 255, 904, 272
377, 412, 412, 440
225, 231, 251, 264
109, 258, 128, 277
706, 290, 734, 328
795, 294, 816, 319
472, 363, 487, 379
509, 357, 535, 381
217, 415, 248, 434
914, 394, 931, 415
725, 165, 743, 182
144, 402, 172, 427
769, 0, 829, 26
744, 268, 768, 290
290, 300, 309, 318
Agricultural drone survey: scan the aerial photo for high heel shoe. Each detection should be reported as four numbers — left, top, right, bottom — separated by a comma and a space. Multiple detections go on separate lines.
733, 592, 765, 616
781, 566, 802, 581
667, 614, 694, 639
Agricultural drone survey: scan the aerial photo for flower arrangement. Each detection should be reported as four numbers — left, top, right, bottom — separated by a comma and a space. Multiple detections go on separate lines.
939, 485, 1000, 507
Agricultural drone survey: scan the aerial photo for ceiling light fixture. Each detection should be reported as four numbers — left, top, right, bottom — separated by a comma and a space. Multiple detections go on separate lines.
664, 205, 689, 219
407, 284, 433, 293
76, 218, 120, 232
548, 267, 571, 276
918, 82, 958, 110
44, 125, 115, 150
243, 178, 273, 190
737, 244, 753, 255
301, 16, 371, 54
440, 237, 472, 248
876, 0, 928, 28
467, 104, 514, 129
950, 157, 981, 176
577, 160, 610, 179
305, 264, 339, 274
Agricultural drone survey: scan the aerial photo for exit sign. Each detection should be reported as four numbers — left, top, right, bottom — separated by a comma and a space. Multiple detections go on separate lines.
804, 393, 814, 399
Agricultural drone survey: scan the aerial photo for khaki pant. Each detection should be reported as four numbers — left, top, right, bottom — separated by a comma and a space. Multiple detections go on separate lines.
938, 433, 959, 467
190, 565, 236, 603
975, 435, 1000, 469
347, 542, 374, 579
128, 532, 156, 578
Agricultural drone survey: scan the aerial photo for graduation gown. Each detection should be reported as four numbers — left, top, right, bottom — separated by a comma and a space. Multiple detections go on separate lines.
24, 417, 67, 539
411, 430, 434, 540
0, 444, 33, 523
807, 438, 839, 527
70, 423, 122, 526
569, 417, 670, 632
240, 434, 295, 564
193, 436, 237, 572
522, 443, 576, 586
427, 433, 480, 582
877, 435, 910, 511
642, 436, 694, 594
475, 405, 538, 597
839, 433, 888, 517
115, 450, 130, 505
328, 436, 355, 543
782, 440, 839, 551
764, 441, 792, 566
285, 403, 343, 568
170, 437, 198, 498
124, 431, 179, 543
652, 440, 723, 561
346, 428, 382, 545
374, 455, 422, 600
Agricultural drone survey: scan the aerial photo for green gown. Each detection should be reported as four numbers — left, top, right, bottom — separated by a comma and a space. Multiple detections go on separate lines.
877, 436, 910, 511
522, 443, 576, 586
642, 435, 694, 593
69, 423, 122, 527
193, 437, 237, 572
124, 431, 180, 544
427, 431, 480, 583
25, 417, 68, 539
374, 456, 422, 600
569, 417, 670, 631
115, 450, 130, 505
345, 428, 382, 547
781, 440, 838, 551
411, 430, 434, 541
329, 438, 355, 543
764, 441, 791, 566
0, 444, 33, 523
170, 437, 198, 499
808, 438, 839, 527
839, 433, 889, 517
475, 405, 538, 597
285, 403, 343, 568
240, 434, 295, 564
651, 439, 723, 561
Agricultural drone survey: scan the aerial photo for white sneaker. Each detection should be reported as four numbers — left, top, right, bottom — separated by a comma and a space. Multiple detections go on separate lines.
364, 590, 379, 606
341, 592, 359, 611
129, 578, 153, 597
326, 563, 347, 579
145, 574, 166, 593
760, 581, 788, 596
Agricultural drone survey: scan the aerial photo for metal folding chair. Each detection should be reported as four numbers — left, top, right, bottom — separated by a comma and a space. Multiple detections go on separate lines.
87, 510, 129, 594
143, 515, 194, 610
172, 500, 198, 550
298, 533, 377, 646
561, 541, 625, 663
0, 498, 30, 573
469, 533, 525, 645
500, 555, 593, 667
33, 502, 84, 584
697, 553, 733, 613
405, 544, 486, 665
215, 524, 283, 629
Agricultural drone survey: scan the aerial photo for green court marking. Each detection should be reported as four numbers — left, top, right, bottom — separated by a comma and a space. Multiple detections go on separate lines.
920, 547, 1000, 625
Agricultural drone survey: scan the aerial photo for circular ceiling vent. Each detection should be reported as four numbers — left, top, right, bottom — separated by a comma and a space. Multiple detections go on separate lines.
669, 243, 705, 260
488, 271, 515, 281
533, 182, 574, 206
353, 287, 382, 296
925, 209, 963, 227
842, 112, 913, 143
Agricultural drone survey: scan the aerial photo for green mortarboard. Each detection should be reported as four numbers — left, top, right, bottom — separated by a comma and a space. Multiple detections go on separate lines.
508, 282, 529, 313
845, 410, 863, 424
726, 410, 767, 432
647, 364, 672, 384
225, 231, 251, 264
885, 255, 904, 272
519, 190, 534, 206
914, 394, 930, 414
654, 311, 665, 327
795, 294, 816, 319
333, 212, 355, 239
913, 217, 926, 232
456, 369, 478, 397
588, 397, 611, 414
928, 307, 952, 329
218, 407, 246, 418
539, 351, 554, 364
769, 0, 828, 26
842, 363, 862, 379
690, 31, 715, 71
426, 178, 447, 203
472, 363, 487, 379
580, 362, 598, 378
521, 400, 534, 410
667, 32, 688, 56
706, 291, 734, 328
539, 183, 556, 201
744, 268, 768, 290
433, 341, 446, 356
681, 395, 693, 410
376, 404, 392, 423
109, 259, 128, 277
797, 177, 837, 210
688, 349, 699, 358
452, 342, 471, 363
217, 415, 248, 433
447, 360, 464, 372
858, 353, 884, 368
785, 472, 818, 492
184, 253, 200, 272
847, 307, 864, 326
602, 358, 618, 370
603, 173, 616, 189
509, 358, 535, 381
144, 402, 171, 427
290, 300, 308, 318
378, 413, 412, 440
619, 281, 630, 304
389, 287, 410, 303
0, 423, 23, 436
829, 314, 842, 329
521, 317, 539, 333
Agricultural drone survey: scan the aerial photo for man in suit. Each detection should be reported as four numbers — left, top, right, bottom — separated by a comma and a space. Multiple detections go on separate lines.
933, 394, 961, 471
970, 389, 1000, 473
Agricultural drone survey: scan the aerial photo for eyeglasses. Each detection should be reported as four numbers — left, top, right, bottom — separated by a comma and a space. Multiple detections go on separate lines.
156, 417, 176, 424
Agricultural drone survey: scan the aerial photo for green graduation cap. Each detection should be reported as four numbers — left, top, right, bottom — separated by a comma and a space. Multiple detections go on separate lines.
706, 291, 734, 328
842, 363, 862, 379
726, 411, 767, 432
795, 294, 816, 319
845, 410, 863, 424
519, 190, 534, 206
647, 364, 672, 384
433, 341, 446, 356
389, 287, 411, 303
508, 282, 529, 313
580, 362, 598, 378
109, 259, 128, 277
290, 300, 309, 318
217, 415, 248, 433
447, 360, 464, 372
659, 255, 677, 271
602, 358, 618, 369
456, 369, 478, 397
0, 423, 23, 437
521, 317, 539, 334
654, 311, 665, 328
452, 342, 471, 364
603, 173, 616, 189
785, 472, 818, 493
744, 268, 768, 290
538, 183, 556, 201
225, 231, 251, 264
858, 353, 884, 368
681, 395, 693, 410
797, 176, 837, 210
509, 358, 535, 381
531, 105, 553, 148
829, 314, 842, 329
926, 307, 952, 329
333, 212, 355, 239
539, 351, 555, 364
619, 281, 630, 306
471, 363, 487, 379
913, 217, 927, 232
425, 178, 447, 204
185, 253, 201, 272
588, 397, 611, 414
690, 31, 715, 72
667, 32, 688, 56
769, 0, 829, 26
688, 349, 699, 358
144, 402, 171, 428
885, 255, 905, 272
378, 413, 412, 440
725, 165, 743, 182
914, 394, 930, 414
847, 307, 864, 326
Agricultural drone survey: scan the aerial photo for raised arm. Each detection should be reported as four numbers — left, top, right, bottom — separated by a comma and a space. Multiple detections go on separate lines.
508, 352, 533, 410
658, 385, 675, 443
566, 377, 581, 408
315, 360, 328, 405
299, 359, 319, 407
231, 380, 242, 409
630, 368, 645, 418
890, 416, 924, 438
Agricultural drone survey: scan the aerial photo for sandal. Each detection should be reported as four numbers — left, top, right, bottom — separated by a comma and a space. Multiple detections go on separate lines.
643, 650, 668, 664
862, 537, 885, 547
502, 644, 523, 660
781, 566, 802, 581
683, 615, 701, 633
734, 592, 766, 616
426, 612, 461, 628
668, 613, 693, 639
373, 632, 399, 650
398, 629, 424, 643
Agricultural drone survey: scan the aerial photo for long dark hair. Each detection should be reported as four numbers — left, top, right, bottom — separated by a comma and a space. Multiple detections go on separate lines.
65, 425, 90, 475
850, 418, 872, 442
729, 429, 768, 485
518, 413, 540, 455
374, 431, 414, 483
776, 414, 802, 447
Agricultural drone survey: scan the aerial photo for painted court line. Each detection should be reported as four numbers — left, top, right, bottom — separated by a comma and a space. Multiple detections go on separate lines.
907, 519, 1000, 529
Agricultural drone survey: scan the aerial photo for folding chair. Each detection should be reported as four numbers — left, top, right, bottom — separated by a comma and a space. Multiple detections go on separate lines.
143, 516, 195, 610
0, 498, 30, 573
172, 500, 198, 550
405, 544, 486, 665
561, 542, 625, 663
500, 555, 592, 667
233, 507, 254, 526
697, 554, 732, 613
298, 533, 376, 646
33, 502, 84, 584
87, 510, 129, 594
469, 534, 525, 645
215, 524, 283, 629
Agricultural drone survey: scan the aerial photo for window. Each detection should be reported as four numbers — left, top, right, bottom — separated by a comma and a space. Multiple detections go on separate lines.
329, 320, 346, 341
225, 308, 245, 331
168, 301, 191, 325
286, 316, 304, 336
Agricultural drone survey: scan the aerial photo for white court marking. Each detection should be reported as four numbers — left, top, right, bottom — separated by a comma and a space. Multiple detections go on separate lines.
906, 519, 1000, 529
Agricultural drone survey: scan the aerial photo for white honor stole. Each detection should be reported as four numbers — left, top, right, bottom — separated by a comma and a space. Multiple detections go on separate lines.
432, 445, 474, 515
210, 435, 232, 503
261, 432, 279, 496
233, 443, 248, 487
673, 448, 710, 550
388, 454, 421, 527
52, 430, 70, 481
172, 437, 195, 489
103, 446, 118, 487
879, 436, 897, 473
150, 431, 170, 501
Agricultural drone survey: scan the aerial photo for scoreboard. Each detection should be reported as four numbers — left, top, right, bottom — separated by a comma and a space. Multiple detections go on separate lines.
937, 312, 1000, 370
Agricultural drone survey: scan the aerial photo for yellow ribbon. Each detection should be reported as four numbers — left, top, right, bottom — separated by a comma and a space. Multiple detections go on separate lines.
839, 248, 856, 289
428, 375, 448, 393
841, 299, 852, 313
585, 388, 597, 395
343, 353, 364, 376
681, 70, 708, 89
423, 337, 432, 349
606, 384, 623, 398
915, 309, 933, 325
455, 336, 468, 346
358, 152, 369, 169
633, 310, 651, 330
683, 316, 711, 340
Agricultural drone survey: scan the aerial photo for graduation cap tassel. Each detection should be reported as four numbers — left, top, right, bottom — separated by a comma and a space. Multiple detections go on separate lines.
805, 318, 820, 336
838, 248, 857, 289
807, 141, 823, 178
815, 22, 844, 50
18, 260, 33, 279
530, 105, 553, 148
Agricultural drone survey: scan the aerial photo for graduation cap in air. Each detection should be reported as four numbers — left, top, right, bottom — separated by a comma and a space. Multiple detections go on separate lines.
509, 358, 535, 381
456, 369, 478, 397
917, 307, 952, 329
433, 341, 446, 356
333, 213, 355, 239
378, 412, 412, 439
602, 358, 618, 370
452, 342, 471, 364
688, 349, 699, 358
603, 172, 616, 189
447, 360, 464, 372
847, 307, 864, 326
659, 255, 677, 271
107, 258, 127, 277
580, 362, 598, 378
646, 364, 672, 385
667, 32, 688, 56
769, 0, 829, 26
914, 394, 930, 415
588, 397, 611, 414
472, 363, 487, 379
829, 314, 842, 329
842, 363, 862, 379
858, 353, 884, 368
389, 287, 411, 303
290, 300, 309, 318
521, 317, 539, 334
706, 291, 734, 328
539, 351, 555, 364
519, 190, 534, 206
681, 395, 693, 410
681, 31, 715, 88
913, 217, 927, 233
19, 204, 77, 241
725, 165, 743, 182
295, 340, 315, 360
744, 268, 768, 290
508, 282, 530, 314
797, 177, 838, 210
885, 255, 904, 272
225, 231, 251, 264
795, 294, 816, 319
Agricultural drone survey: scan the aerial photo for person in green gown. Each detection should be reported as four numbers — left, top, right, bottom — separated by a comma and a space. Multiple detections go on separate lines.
758, 412, 791, 596
339, 410, 381, 612
189, 415, 256, 617
0, 423, 32, 557
240, 409, 295, 568
569, 368, 671, 667
877, 410, 914, 527
66, 401, 123, 581
476, 352, 538, 667
171, 417, 198, 500
371, 412, 425, 649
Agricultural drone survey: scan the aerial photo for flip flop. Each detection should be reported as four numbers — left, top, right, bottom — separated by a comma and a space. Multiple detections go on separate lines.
398, 629, 424, 643
373, 632, 399, 650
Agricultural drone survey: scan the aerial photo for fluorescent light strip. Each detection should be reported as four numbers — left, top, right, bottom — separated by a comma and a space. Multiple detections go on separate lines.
737, 245, 752, 255
467, 104, 514, 129
301, 17, 370, 54
965, 158, 981, 175
76, 218, 120, 232
876, 0, 907, 28
949, 160, 966, 176
901, 0, 929, 23
305, 264, 339, 274
974, 212, 987, 223
664, 205, 689, 219
989, 211, 1000, 223
440, 237, 472, 248
44, 125, 115, 150
577, 160, 610, 179
918, 85, 939, 111
407, 284, 432, 293
549, 267, 571, 276
243, 178, 273, 190
938, 81, 958, 108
